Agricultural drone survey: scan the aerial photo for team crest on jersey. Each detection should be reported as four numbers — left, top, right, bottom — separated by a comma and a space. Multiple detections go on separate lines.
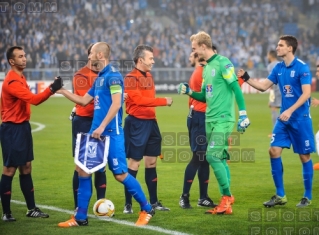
283, 85, 294, 97
211, 69, 215, 77
290, 70, 295, 77
94, 95, 101, 109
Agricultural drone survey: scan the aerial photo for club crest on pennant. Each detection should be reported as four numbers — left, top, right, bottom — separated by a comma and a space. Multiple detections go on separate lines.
212, 69, 215, 77
290, 70, 295, 77
87, 142, 97, 158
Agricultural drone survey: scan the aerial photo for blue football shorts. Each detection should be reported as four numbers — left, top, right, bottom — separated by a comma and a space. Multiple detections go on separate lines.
270, 118, 315, 154
107, 132, 128, 174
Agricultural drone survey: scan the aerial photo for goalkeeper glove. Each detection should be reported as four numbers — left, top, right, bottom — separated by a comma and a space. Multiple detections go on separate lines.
177, 82, 192, 95
237, 110, 250, 134
50, 76, 63, 93
242, 71, 250, 82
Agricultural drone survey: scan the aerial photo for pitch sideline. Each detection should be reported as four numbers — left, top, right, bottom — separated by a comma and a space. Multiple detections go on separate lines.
11, 200, 191, 235
25, 123, 192, 235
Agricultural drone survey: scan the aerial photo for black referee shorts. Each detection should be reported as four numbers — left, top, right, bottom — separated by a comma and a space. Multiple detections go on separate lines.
124, 115, 162, 160
1, 121, 34, 167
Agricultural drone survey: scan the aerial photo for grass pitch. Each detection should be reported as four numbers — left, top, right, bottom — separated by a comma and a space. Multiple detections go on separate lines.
1, 93, 319, 235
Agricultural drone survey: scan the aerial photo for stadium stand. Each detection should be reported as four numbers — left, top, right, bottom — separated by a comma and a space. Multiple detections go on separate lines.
0, 0, 318, 73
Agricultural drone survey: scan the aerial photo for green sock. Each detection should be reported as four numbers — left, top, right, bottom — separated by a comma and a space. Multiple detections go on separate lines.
209, 156, 231, 197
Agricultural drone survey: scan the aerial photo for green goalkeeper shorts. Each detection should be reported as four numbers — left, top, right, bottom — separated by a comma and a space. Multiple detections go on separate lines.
205, 121, 234, 161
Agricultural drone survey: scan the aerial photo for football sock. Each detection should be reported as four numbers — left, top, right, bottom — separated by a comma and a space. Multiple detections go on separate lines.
271, 110, 279, 127
94, 170, 106, 200
0, 174, 13, 213
72, 170, 79, 209
19, 174, 35, 210
76, 176, 92, 220
218, 160, 231, 196
302, 159, 313, 200
209, 156, 231, 196
270, 157, 285, 197
182, 152, 200, 195
198, 158, 210, 199
122, 173, 151, 212
124, 169, 137, 205
145, 167, 157, 204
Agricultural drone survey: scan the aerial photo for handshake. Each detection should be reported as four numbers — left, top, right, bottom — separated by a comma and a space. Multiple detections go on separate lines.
50, 76, 64, 93
177, 83, 192, 95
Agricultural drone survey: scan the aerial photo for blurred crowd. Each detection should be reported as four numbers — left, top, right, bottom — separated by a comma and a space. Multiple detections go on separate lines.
0, 0, 319, 73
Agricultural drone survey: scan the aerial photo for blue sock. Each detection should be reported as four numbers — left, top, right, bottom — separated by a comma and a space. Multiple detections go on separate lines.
122, 174, 151, 212
124, 169, 137, 205
271, 157, 285, 197
302, 160, 313, 200
75, 176, 92, 220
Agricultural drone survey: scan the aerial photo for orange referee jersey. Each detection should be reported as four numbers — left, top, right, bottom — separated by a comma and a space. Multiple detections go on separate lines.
1, 70, 52, 123
73, 66, 98, 117
238, 77, 244, 86
124, 68, 167, 119
189, 65, 206, 112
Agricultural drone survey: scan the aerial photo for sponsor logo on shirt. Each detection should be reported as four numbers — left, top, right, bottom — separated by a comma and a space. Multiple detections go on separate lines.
283, 85, 294, 98
206, 84, 213, 98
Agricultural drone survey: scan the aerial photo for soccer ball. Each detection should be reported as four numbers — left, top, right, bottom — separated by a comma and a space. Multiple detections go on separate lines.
93, 198, 115, 217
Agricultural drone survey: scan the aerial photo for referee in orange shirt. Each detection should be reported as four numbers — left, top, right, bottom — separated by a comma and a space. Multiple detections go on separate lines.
0, 46, 62, 221
179, 51, 217, 209
123, 45, 173, 213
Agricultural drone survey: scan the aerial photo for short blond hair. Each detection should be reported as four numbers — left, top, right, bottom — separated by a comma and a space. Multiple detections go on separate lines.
94, 42, 111, 59
190, 31, 212, 49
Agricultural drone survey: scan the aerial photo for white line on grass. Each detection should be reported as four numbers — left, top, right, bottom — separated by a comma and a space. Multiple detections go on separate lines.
12, 199, 191, 234
30, 121, 46, 133
26, 123, 192, 235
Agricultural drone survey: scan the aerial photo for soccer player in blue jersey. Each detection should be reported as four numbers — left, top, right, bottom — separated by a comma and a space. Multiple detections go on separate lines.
57, 42, 154, 227
237, 35, 315, 207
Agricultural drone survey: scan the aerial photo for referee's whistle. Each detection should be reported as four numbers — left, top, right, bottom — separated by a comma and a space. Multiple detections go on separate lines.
188, 105, 194, 118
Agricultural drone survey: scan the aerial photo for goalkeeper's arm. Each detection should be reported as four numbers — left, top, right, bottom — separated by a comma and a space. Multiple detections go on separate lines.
230, 81, 246, 111
189, 86, 206, 103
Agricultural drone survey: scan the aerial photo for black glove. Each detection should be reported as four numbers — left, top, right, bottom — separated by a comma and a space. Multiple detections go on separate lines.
242, 71, 250, 82
50, 76, 63, 93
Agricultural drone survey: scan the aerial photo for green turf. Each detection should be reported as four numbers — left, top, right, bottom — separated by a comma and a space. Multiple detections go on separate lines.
1, 93, 319, 235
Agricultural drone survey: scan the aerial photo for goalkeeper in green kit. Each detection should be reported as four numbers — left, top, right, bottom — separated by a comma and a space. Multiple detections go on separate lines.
178, 31, 250, 215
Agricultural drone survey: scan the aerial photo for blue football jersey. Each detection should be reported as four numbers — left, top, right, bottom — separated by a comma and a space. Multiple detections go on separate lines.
268, 57, 312, 120
88, 64, 124, 135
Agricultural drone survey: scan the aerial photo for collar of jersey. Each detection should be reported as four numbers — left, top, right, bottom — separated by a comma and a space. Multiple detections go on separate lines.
285, 56, 297, 68
206, 54, 218, 63
99, 64, 111, 74
134, 67, 148, 77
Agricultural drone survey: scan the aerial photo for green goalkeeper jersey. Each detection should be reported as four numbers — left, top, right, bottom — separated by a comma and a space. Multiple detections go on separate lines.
202, 54, 238, 122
